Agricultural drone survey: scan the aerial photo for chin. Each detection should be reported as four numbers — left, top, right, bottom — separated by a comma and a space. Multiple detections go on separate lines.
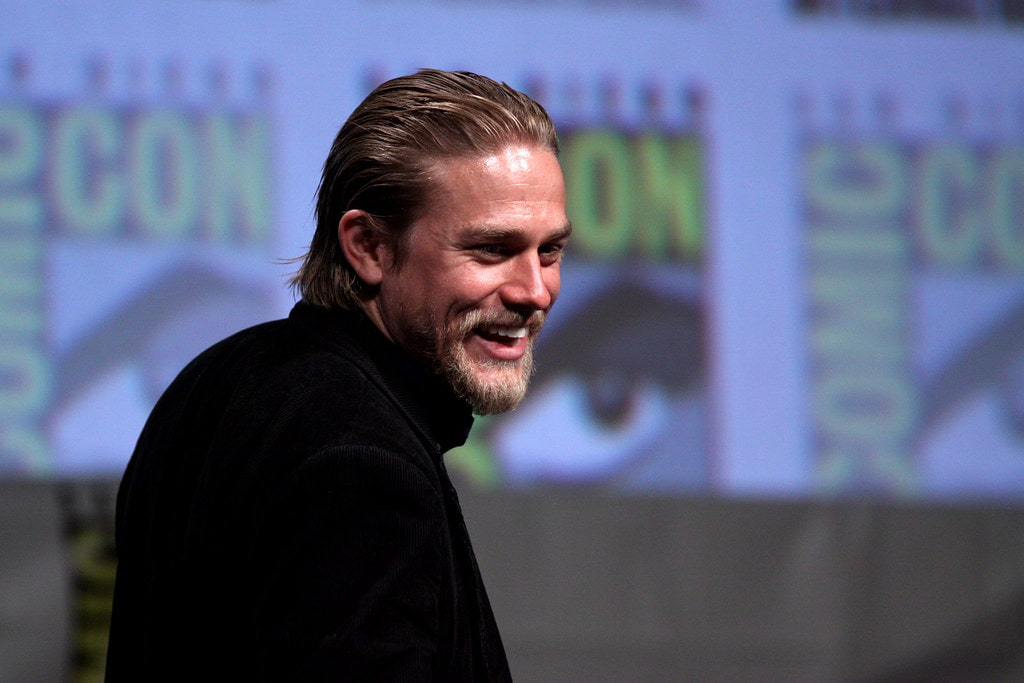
452, 362, 532, 415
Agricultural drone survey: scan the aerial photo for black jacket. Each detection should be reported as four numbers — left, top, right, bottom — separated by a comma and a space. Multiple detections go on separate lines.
106, 302, 511, 681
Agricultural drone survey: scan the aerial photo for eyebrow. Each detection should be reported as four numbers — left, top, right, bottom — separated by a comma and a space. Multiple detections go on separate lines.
463, 222, 573, 242
552, 222, 573, 241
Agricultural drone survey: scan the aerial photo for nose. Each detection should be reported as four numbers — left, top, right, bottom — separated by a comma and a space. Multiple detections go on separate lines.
501, 253, 557, 313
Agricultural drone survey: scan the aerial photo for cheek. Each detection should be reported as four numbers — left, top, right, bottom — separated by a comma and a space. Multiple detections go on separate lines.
450, 269, 504, 306
381, 274, 430, 328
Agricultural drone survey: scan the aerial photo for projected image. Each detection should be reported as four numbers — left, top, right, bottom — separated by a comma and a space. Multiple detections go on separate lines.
0, 70, 277, 475
801, 99, 1024, 498
3, 0, 1022, 502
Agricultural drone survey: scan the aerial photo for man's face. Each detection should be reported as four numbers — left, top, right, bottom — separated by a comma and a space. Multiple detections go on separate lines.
370, 144, 570, 414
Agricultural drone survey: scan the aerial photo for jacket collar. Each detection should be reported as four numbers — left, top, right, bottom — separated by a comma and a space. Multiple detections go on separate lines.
288, 301, 474, 455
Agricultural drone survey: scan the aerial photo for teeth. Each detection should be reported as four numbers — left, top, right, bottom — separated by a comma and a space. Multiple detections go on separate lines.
484, 325, 528, 339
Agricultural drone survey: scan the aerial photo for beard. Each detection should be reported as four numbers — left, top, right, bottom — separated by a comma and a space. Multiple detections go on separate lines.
413, 307, 544, 415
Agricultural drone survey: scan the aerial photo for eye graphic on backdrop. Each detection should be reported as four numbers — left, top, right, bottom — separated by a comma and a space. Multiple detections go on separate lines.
50, 263, 272, 412
489, 281, 708, 489
920, 298, 1024, 441
47, 263, 274, 474
917, 296, 1024, 495
998, 353, 1024, 440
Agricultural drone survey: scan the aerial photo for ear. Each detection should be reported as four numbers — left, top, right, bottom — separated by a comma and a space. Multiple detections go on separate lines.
338, 209, 389, 287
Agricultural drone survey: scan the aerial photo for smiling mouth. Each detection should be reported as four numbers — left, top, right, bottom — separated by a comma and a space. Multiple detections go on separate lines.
459, 310, 545, 361
478, 325, 529, 344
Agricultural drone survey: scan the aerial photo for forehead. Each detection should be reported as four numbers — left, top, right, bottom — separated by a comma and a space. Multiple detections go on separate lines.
422, 145, 566, 220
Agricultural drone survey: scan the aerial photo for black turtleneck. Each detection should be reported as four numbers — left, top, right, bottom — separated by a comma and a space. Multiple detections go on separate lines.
288, 301, 475, 455
106, 302, 511, 682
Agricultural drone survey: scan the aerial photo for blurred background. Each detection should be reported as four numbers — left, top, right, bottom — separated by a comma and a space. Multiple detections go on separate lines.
3, 0, 1024, 679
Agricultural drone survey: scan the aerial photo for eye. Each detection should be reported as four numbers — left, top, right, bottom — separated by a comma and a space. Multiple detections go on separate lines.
539, 242, 566, 265
472, 244, 510, 259
489, 376, 671, 483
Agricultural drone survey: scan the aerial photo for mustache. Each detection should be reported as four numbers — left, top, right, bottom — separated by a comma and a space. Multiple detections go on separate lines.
457, 308, 546, 337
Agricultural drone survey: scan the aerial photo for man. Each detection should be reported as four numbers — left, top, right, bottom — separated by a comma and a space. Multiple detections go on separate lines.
106, 69, 570, 681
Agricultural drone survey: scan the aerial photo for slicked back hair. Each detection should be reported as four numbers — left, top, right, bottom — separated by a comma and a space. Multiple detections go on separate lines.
290, 69, 559, 310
